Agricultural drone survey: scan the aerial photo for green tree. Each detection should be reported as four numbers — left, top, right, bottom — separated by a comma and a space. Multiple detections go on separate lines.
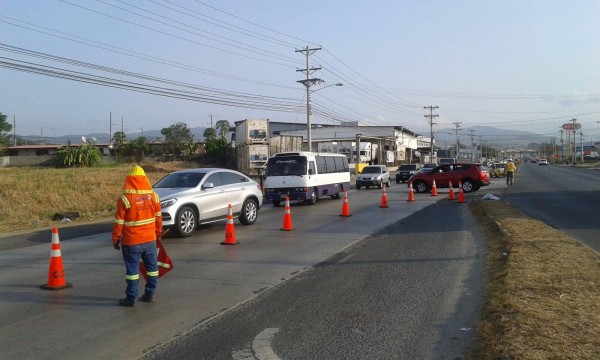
215, 120, 231, 142
161, 122, 195, 157
112, 131, 127, 146
0, 112, 13, 152
56, 143, 102, 167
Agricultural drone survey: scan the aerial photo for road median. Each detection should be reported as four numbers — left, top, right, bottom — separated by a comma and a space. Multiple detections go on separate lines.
468, 198, 600, 359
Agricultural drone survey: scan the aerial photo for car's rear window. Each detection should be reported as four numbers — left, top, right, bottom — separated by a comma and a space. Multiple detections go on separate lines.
399, 165, 417, 170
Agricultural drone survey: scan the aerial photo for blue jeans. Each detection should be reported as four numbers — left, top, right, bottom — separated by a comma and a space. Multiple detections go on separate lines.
121, 241, 158, 300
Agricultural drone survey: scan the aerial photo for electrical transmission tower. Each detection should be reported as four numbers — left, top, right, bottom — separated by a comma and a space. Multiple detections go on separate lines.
296, 46, 322, 152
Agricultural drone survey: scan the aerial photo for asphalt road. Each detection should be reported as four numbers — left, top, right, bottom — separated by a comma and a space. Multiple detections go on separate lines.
501, 161, 600, 252
0, 177, 506, 360
142, 198, 486, 360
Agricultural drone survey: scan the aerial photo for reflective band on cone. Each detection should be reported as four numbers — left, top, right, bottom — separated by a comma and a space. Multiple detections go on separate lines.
40, 227, 73, 290
280, 196, 294, 231
221, 204, 239, 245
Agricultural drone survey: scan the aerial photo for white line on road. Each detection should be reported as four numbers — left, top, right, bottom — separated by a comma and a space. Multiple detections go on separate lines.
232, 328, 281, 360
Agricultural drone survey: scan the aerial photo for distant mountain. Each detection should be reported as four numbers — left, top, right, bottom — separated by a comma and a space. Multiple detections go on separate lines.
434, 125, 543, 149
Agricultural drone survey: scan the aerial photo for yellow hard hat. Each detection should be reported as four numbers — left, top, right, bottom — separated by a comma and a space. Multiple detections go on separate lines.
129, 165, 146, 176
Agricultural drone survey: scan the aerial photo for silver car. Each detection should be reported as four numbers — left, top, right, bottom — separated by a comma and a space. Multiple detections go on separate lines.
153, 168, 263, 237
355, 165, 391, 189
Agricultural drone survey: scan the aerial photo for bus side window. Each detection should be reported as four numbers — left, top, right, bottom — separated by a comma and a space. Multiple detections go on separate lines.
309, 161, 316, 175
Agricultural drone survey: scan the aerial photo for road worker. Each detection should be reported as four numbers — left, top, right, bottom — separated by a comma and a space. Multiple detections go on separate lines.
112, 165, 163, 307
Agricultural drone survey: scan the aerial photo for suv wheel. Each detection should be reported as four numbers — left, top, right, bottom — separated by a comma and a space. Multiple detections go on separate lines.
175, 206, 196, 237
239, 198, 258, 225
378, 181, 383, 189
414, 181, 428, 193
462, 179, 474, 193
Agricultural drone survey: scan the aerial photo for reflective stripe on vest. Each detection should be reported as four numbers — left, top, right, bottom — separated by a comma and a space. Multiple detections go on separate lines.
114, 219, 124, 225
123, 218, 156, 227
124, 189, 154, 195
120, 195, 131, 209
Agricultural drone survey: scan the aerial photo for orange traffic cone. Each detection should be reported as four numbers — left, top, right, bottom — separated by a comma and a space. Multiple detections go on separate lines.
431, 179, 438, 197
280, 196, 295, 231
379, 185, 389, 208
407, 182, 415, 202
448, 181, 455, 200
40, 227, 72, 290
457, 181, 466, 204
339, 189, 352, 217
221, 204, 239, 245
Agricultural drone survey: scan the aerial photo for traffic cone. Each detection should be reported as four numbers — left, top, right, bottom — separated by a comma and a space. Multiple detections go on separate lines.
280, 196, 295, 231
407, 182, 415, 202
448, 181, 455, 200
221, 204, 239, 245
379, 185, 389, 208
431, 179, 438, 197
339, 189, 352, 217
457, 181, 466, 204
40, 227, 72, 290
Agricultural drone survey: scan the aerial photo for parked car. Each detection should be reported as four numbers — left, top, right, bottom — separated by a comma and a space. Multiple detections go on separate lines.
396, 163, 421, 183
356, 165, 391, 189
489, 163, 506, 178
538, 159, 548, 165
153, 168, 263, 237
408, 163, 490, 193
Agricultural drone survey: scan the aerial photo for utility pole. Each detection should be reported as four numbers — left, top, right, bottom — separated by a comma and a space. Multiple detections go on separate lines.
296, 46, 322, 152
13, 115, 16, 146
109, 111, 112, 144
452, 122, 462, 160
560, 129, 564, 161
424, 106, 438, 163
469, 129, 476, 162
571, 118, 577, 164
580, 131, 584, 164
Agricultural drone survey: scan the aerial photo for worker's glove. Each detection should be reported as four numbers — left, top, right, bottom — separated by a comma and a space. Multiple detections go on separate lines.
113, 240, 121, 250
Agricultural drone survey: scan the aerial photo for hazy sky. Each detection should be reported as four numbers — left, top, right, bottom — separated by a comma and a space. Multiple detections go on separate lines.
1, 0, 599, 145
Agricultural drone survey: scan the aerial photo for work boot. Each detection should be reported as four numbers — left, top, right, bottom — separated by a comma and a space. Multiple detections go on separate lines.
118, 298, 136, 307
140, 293, 155, 303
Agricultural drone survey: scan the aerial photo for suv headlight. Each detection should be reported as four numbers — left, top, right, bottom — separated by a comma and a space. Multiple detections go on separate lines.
160, 198, 177, 208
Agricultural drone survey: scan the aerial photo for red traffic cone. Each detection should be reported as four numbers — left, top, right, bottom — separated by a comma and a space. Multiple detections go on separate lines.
280, 196, 295, 231
431, 179, 438, 197
221, 204, 239, 245
407, 182, 415, 202
339, 189, 352, 217
457, 181, 466, 204
40, 227, 72, 290
379, 185, 389, 208
448, 181, 455, 200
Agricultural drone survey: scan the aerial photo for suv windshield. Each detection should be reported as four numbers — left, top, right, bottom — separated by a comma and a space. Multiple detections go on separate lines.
154, 172, 205, 188
361, 166, 382, 174
399, 165, 417, 171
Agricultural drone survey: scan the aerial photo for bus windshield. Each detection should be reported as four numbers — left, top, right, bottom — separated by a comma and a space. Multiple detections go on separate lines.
266, 156, 307, 176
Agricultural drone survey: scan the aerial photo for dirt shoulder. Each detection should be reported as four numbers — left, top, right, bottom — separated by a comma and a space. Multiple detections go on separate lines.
468, 198, 600, 359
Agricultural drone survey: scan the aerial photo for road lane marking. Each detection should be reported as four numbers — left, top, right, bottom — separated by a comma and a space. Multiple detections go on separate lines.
232, 328, 281, 360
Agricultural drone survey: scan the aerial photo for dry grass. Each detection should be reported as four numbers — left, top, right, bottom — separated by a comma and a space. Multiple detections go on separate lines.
0, 161, 195, 234
469, 199, 600, 359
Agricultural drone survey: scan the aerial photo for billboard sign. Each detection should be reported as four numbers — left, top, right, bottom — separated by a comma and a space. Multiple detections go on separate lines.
562, 123, 582, 130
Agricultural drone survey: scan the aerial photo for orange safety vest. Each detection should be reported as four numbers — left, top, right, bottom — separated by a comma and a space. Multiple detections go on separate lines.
112, 166, 162, 246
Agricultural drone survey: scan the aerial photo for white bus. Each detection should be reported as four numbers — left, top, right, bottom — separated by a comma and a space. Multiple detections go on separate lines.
264, 151, 351, 206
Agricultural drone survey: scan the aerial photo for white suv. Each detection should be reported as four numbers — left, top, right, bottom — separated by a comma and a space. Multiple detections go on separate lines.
356, 165, 391, 190
153, 168, 263, 237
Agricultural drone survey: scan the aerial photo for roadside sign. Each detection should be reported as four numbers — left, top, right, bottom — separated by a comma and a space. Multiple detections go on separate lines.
562, 123, 582, 130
